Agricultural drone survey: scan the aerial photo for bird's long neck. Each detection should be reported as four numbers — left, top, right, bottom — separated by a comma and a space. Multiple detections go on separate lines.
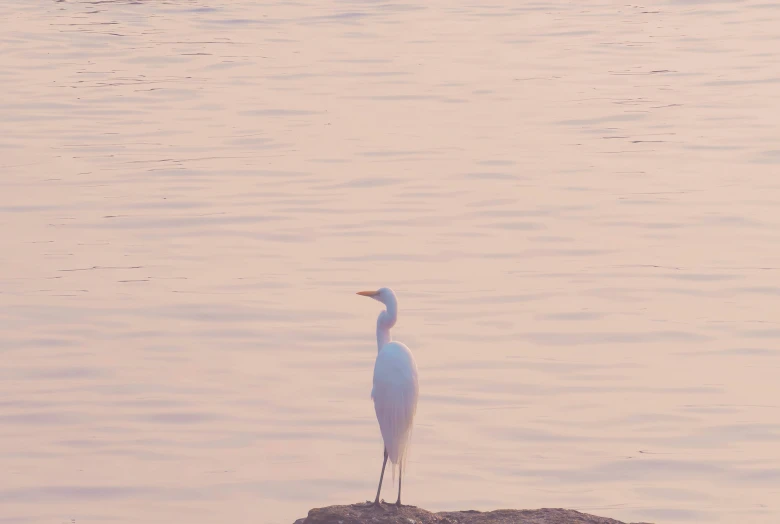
376, 299, 397, 352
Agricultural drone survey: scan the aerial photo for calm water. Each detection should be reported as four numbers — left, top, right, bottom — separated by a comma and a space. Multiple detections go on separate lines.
2, 1, 780, 523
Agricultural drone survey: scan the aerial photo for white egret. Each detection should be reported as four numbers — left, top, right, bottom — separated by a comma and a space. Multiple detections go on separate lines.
357, 287, 419, 507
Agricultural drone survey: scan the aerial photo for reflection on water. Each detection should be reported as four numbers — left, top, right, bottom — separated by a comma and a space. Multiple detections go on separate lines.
1, 1, 780, 523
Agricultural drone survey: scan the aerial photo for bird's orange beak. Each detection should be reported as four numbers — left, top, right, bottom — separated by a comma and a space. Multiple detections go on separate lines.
357, 290, 380, 297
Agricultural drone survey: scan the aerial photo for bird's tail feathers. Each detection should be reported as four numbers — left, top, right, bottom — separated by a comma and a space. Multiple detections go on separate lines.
390, 425, 414, 483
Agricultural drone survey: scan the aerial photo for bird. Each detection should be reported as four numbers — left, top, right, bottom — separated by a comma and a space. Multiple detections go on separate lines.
357, 287, 419, 508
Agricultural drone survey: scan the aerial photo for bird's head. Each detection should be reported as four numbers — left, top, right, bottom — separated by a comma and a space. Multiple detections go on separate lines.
358, 287, 399, 348
356, 287, 395, 305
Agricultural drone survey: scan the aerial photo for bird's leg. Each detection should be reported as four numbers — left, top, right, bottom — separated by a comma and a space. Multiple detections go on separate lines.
372, 449, 389, 507
395, 463, 402, 507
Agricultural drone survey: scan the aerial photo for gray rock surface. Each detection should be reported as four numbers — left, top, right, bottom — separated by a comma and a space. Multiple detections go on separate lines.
294, 503, 653, 524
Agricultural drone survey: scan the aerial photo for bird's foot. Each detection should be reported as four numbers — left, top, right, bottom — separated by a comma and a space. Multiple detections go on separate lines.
369, 499, 386, 510
395, 500, 402, 508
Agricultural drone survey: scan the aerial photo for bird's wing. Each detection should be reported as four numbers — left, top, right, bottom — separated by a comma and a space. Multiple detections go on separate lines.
372, 342, 419, 464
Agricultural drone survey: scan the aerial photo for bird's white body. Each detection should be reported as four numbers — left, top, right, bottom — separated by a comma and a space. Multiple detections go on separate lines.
357, 286, 419, 506
372, 340, 418, 466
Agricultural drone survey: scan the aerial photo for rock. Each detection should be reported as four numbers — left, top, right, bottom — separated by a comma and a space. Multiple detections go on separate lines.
295, 503, 653, 524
